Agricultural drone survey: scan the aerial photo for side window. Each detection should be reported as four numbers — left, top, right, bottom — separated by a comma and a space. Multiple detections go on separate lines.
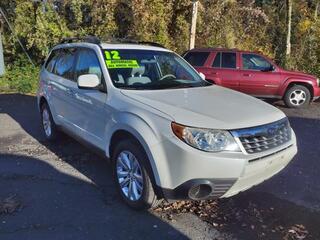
221, 52, 236, 69
212, 52, 221, 68
242, 54, 272, 71
184, 52, 209, 66
45, 50, 59, 73
54, 48, 77, 80
75, 49, 103, 81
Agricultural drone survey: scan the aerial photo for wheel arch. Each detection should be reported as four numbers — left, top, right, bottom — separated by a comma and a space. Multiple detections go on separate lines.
105, 111, 168, 194
39, 96, 48, 109
108, 128, 164, 198
281, 79, 314, 99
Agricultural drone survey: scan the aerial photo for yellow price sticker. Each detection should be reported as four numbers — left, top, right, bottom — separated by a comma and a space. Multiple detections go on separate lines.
106, 59, 140, 69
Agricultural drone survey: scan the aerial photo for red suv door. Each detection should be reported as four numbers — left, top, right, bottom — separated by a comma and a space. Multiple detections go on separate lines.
239, 53, 281, 97
208, 51, 240, 91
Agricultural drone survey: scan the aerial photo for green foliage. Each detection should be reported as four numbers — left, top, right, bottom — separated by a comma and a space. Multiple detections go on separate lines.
0, 56, 39, 94
1, 0, 320, 94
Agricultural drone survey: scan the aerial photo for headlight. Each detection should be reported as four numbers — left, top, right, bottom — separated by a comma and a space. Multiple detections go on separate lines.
171, 122, 240, 152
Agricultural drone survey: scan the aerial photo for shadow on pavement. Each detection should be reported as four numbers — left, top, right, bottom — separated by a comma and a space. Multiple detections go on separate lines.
0, 93, 188, 239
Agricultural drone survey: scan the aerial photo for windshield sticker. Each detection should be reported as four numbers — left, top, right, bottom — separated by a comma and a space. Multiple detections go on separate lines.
106, 59, 140, 69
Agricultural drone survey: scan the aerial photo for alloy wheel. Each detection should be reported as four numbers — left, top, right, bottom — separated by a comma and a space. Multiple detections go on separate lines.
116, 150, 144, 201
289, 89, 306, 106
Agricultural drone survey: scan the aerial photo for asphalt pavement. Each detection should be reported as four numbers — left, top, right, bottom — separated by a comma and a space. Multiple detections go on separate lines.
0, 93, 319, 240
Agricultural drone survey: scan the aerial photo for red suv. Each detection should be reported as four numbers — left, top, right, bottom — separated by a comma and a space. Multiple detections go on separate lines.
184, 48, 320, 108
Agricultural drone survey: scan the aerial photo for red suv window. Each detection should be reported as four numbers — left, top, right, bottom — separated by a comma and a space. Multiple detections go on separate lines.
212, 52, 236, 69
184, 52, 209, 66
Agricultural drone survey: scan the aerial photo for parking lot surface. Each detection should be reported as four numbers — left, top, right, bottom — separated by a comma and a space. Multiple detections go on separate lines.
0, 94, 319, 240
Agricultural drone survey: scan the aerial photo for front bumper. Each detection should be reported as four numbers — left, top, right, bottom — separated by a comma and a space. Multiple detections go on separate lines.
313, 86, 320, 100
153, 130, 297, 200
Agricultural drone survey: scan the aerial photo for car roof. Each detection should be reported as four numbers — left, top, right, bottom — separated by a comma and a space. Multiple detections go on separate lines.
188, 48, 238, 52
187, 48, 263, 55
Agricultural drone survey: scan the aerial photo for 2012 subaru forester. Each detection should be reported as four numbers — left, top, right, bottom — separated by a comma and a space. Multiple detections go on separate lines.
37, 37, 297, 209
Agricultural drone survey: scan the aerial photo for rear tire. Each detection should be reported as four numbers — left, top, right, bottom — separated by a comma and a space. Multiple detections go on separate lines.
40, 102, 59, 141
112, 139, 161, 210
284, 85, 311, 108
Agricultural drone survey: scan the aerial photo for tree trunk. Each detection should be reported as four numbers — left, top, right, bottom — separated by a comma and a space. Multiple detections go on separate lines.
315, 1, 319, 20
286, 0, 292, 56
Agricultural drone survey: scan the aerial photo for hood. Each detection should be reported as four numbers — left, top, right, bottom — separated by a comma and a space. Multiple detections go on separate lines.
280, 68, 317, 81
121, 86, 286, 130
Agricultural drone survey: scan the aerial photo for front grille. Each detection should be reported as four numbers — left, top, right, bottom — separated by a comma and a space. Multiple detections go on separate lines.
231, 118, 292, 154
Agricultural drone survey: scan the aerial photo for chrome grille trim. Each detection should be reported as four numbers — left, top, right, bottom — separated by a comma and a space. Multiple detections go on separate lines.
231, 118, 292, 154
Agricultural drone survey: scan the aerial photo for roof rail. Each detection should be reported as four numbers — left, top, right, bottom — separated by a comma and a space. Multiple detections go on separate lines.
59, 36, 165, 48
104, 38, 165, 48
60, 36, 101, 45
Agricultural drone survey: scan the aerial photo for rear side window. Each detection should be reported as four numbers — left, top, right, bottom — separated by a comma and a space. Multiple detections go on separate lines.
184, 52, 209, 66
45, 50, 59, 73
221, 52, 236, 69
212, 52, 221, 68
75, 49, 103, 81
54, 48, 77, 80
211, 52, 237, 69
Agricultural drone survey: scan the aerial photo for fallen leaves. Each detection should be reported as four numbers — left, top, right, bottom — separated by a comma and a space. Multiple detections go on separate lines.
0, 195, 22, 215
155, 196, 312, 240
284, 224, 309, 240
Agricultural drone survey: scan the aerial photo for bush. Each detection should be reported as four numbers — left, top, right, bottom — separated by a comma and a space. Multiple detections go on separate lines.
0, 57, 40, 94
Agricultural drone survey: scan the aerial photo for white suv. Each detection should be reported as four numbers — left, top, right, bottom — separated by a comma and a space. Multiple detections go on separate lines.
37, 37, 297, 209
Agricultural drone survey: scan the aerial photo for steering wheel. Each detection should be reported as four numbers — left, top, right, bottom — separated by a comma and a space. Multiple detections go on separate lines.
159, 74, 176, 81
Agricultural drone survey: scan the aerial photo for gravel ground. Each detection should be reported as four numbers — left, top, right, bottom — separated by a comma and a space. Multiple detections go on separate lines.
0, 93, 319, 240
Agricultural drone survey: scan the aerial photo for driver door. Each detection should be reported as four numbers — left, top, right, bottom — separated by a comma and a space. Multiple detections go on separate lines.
239, 53, 281, 97
71, 48, 109, 149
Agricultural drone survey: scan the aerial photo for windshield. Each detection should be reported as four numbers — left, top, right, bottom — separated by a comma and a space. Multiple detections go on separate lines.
103, 49, 211, 90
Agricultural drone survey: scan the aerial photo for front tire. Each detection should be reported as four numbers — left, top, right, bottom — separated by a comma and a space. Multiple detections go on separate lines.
112, 139, 161, 210
284, 85, 311, 108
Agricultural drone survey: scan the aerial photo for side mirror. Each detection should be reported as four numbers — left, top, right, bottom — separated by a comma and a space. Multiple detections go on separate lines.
77, 74, 101, 89
262, 65, 275, 72
199, 72, 206, 80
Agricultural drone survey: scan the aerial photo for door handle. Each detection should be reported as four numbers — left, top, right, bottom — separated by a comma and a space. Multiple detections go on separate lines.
243, 73, 251, 77
211, 72, 218, 75
66, 88, 74, 95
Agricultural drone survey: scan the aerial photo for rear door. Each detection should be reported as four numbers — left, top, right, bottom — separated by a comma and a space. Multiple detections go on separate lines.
208, 51, 240, 90
49, 48, 78, 128
239, 53, 281, 97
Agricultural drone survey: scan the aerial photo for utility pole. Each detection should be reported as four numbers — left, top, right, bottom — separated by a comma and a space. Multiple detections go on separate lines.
286, 0, 292, 57
189, 1, 199, 50
0, 13, 4, 76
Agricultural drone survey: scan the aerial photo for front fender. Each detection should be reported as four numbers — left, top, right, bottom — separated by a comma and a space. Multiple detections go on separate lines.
104, 111, 173, 186
279, 78, 315, 96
